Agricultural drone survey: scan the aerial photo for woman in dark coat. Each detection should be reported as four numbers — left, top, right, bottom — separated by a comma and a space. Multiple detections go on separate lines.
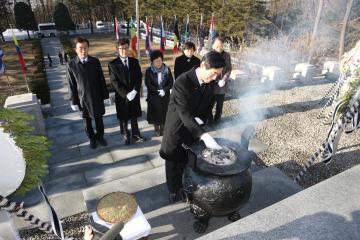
145, 50, 174, 136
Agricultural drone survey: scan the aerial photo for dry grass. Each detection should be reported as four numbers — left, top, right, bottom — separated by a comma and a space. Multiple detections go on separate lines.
0, 40, 36, 99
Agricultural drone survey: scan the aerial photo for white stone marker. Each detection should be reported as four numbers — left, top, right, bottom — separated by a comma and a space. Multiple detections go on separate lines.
293, 63, 317, 81
322, 60, 340, 80
261, 66, 285, 83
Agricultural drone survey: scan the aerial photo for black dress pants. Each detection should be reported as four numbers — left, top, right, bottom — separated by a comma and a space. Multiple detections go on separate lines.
119, 118, 140, 136
210, 94, 225, 122
83, 117, 104, 140
165, 156, 187, 194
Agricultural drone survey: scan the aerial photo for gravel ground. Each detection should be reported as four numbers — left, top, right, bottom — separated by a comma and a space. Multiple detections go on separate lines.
19, 77, 360, 239
222, 77, 360, 188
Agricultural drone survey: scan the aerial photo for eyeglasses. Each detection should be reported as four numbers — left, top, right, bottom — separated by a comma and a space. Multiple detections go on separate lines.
76, 47, 88, 51
118, 47, 129, 50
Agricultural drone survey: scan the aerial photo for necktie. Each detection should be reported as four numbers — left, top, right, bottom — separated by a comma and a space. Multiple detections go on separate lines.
124, 59, 128, 71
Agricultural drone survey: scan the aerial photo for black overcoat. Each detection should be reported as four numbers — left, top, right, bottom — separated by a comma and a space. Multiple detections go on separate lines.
159, 68, 215, 161
67, 56, 109, 118
174, 54, 201, 80
108, 57, 142, 120
145, 66, 174, 124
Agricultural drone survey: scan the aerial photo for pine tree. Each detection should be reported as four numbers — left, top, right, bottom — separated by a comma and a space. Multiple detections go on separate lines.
54, 3, 76, 35
14, 2, 38, 39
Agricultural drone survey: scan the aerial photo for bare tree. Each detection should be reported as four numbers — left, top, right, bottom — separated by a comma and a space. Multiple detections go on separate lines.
339, 0, 354, 60
308, 0, 324, 63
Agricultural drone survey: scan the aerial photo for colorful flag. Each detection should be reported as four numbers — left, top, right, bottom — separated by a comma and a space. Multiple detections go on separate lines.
160, 16, 165, 54
184, 14, 190, 42
172, 17, 180, 54
12, 32, 27, 77
130, 23, 137, 58
115, 16, 120, 40
208, 13, 216, 50
197, 14, 205, 52
0, 48, 5, 74
145, 16, 152, 56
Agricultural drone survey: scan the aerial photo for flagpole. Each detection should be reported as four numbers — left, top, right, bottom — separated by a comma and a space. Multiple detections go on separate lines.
136, 0, 140, 61
4, 71, 14, 95
24, 74, 30, 93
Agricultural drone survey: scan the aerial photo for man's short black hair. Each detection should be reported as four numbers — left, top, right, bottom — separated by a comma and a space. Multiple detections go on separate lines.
150, 50, 163, 62
183, 41, 196, 51
202, 51, 225, 69
116, 38, 130, 47
74, 37, 89, 47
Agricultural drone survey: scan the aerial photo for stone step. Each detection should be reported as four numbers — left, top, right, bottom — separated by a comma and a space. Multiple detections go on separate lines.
12, 155, 263, 230
198, 164, 360, 240
82, 166, 301, 239
48, 121, 156, 164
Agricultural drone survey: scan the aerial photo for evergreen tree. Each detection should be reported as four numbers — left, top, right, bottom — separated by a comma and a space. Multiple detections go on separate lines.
54, 3, 75, 34
14, 2, 37, 39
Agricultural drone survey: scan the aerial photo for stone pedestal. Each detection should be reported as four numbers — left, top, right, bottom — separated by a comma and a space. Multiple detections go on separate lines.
293, 63, 317, 81
261, 66, 285, 83
322, 61, 340, 80
4, 93, 45, 135
229, 70, 249, 97
0, 210, 20, 240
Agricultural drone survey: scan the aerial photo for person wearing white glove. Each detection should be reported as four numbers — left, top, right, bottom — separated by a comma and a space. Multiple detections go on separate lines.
159, 51, 225, 206
145, 50, 174, 137
200, 133, 221, 150
108, 38, 146, 145
209, 37, 232, 125
67, 37, 109, 150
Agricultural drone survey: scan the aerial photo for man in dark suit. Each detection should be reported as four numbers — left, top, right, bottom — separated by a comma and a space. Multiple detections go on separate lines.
67, 37, 109, 149
174, 41, 201, 80
209, 37, 232, 124
108, 38, 146, 145
159, 51, 226, 203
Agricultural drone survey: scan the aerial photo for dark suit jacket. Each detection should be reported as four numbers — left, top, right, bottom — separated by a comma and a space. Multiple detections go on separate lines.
108, 57, 142, 120
159, 68, 215, 161
67, 55, 109, 118
174, 54, 201, 80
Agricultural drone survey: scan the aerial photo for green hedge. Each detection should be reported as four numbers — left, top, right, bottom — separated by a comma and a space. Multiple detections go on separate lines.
60, 36, 76, 60
30, 40, 50, 104
0, 107, 50, 196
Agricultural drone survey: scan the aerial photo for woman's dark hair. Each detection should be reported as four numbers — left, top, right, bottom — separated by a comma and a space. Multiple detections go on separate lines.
73, 37, 89, 47
150, 50, 163, 62
183, 41, 196, 51
116, 38, 130, 47
201, 51, 225, 69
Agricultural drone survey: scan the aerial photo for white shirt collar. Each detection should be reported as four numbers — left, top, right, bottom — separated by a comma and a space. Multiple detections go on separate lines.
80, 57, 88, 63
120, 57, 128, 63
195, 67, 204, 86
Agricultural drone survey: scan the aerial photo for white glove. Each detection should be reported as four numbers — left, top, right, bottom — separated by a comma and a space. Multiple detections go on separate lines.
127, 90, 137, 101
218, 79, 226, 88
158, 89, 165, 97
194, 117, 204, 125
200, 133, 221, 150
71, 105, 79, 111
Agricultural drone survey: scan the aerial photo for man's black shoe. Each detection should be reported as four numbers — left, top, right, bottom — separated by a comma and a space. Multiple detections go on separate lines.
89, 139, 97, 149
124, 135, 131, 145
97, 137, 108, 146
132, 134, 147, 142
